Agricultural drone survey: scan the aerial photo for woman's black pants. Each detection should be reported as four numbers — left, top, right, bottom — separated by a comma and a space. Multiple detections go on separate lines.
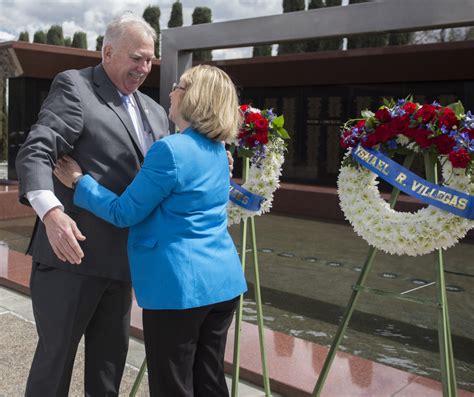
142, 297, 238, 397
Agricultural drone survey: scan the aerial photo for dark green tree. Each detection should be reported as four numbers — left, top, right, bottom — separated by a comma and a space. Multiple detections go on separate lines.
278, 0, 306, 55
72, 31, 87, 49
18, 31, 30, 42
33, 30, 47, 44
253, 45, 272, 57
388, 32, 412, 46
168, 0, 183, 28
192, 7, 212, 61
96, 35, 104, 51
304, 0, 324, 52
346, 0, 388, 49
64, 37, 72, 47
0, 79, 6, 161
143, 5, 161, 58
46, 25, 65, 46
319, 0, 342, 51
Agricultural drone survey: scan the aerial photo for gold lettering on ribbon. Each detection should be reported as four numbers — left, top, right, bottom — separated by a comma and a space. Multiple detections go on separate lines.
395, 172, 407, 186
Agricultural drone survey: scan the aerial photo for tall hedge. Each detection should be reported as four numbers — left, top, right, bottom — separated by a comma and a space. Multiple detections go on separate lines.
96, 35, 104, 51
192, 7, 213, 61
46, 25, 65, 46
143, 5, 161, 58
33, 31, 47, 44
346, 0, 388, 49
18, 31, 30, 42
72, 32, 87, 49
278, 0, 305, 55
168, 1, 183, 28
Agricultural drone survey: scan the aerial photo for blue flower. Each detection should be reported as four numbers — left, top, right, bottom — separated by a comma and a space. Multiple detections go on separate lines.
387, 139, 398, 149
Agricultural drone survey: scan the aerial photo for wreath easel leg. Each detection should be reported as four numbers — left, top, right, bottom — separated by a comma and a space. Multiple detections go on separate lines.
425, 154, 458, 397
312, 153, 414, 397
232, 157, 272, 397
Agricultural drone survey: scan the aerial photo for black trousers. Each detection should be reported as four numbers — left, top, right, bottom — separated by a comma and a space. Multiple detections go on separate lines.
142, 297, 238, 397
25, 262, 132, 397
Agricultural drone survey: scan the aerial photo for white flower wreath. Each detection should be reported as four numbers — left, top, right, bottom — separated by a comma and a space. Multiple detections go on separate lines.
338, 98, 474, 256
227, 104, 289, 226
227, 138, 286, 226
338, 154, 474, 256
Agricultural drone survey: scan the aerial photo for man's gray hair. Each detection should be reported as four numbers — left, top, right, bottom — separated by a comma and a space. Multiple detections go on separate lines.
102, 12, 156, 55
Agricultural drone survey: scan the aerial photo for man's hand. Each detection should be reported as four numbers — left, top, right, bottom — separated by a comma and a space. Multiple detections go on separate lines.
226, 150, 234, 178
43, 207, 86, 265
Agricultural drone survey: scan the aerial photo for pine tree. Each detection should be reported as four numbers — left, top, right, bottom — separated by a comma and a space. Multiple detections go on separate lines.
192, 7, 212, 61
319, 0, 342, 51
96, 35, 104, 51
18, 31, 30, 42
168, 1, 183, 28
143, 5, 161, 58
253, 45, 272, 57
46, 25, 65, 46
64, 37, 72, 47
388, 32, 412, 46
278, 0, 305, 55
305, 0, 324, 52
72, 32, 87, 49
346, 0, 388, 49
33, 30, 47, 44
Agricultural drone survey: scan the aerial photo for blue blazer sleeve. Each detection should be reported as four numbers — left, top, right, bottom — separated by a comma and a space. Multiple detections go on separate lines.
74, 139, 177, 227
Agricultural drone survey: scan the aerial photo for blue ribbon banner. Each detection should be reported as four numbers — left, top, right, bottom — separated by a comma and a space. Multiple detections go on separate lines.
351, 144, 474, 220
229, 180, 265, 211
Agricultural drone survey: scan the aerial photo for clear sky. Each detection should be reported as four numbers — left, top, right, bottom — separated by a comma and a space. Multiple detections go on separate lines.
0, 0, 299, 59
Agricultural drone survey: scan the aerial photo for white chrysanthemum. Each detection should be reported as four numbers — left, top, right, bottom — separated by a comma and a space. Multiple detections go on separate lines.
227, 137, 286, 226
337, 158, 474, 256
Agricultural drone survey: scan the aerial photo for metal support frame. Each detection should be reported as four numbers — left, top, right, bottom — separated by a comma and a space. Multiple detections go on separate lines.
160, 0, 474, 120
312, 153, 458, 397
232, 157, 271, 397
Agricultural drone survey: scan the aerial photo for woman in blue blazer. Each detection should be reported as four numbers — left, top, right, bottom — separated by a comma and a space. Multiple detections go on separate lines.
54, 65, 247, 397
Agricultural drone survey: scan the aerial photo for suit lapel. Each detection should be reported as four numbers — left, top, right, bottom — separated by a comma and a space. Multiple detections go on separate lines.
92, 65, 144, 161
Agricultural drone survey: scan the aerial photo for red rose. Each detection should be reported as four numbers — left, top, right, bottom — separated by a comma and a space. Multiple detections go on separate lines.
437, 108, 458, 130
388, 115, 410, 135
449, 148, 471, 168
256, 131, 269, 144
402, 102, 417, 115
413, 129, 432, 148
240, 104, 249, 113
374, 124, 393, 142
361, 133, 379, 148
415, 105, 437, 123
245, 112, 262, 125
432, 134, 455, 155
356, 120, 366, 129
255, 118, 269, 132
375, 108, 391, 123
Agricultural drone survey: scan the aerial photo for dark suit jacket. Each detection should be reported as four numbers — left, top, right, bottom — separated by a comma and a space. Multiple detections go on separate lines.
15, 64, 169, 281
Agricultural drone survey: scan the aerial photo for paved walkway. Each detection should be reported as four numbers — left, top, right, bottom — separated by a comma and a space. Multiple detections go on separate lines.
0, 285, 267, 396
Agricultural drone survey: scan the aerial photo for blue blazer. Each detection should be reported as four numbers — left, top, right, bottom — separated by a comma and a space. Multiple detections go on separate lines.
74, 128, 247, 310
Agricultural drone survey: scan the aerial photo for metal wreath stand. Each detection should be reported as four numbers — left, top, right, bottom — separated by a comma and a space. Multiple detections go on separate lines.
313, 152, 460, 397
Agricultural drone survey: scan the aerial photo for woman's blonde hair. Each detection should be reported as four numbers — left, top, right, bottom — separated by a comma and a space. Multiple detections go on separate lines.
178, 65, 241, 143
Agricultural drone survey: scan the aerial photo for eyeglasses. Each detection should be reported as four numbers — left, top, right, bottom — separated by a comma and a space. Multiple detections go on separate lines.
171, 83, 186, 92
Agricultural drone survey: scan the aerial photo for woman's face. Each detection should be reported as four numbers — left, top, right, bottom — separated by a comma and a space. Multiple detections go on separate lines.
168, 80, 186, 125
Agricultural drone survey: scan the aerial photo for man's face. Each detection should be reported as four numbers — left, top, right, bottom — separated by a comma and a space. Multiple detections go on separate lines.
103, 29, 155, 95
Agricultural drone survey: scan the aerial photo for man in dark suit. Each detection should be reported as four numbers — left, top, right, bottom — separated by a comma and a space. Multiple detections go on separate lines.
15, 13, 168, 396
